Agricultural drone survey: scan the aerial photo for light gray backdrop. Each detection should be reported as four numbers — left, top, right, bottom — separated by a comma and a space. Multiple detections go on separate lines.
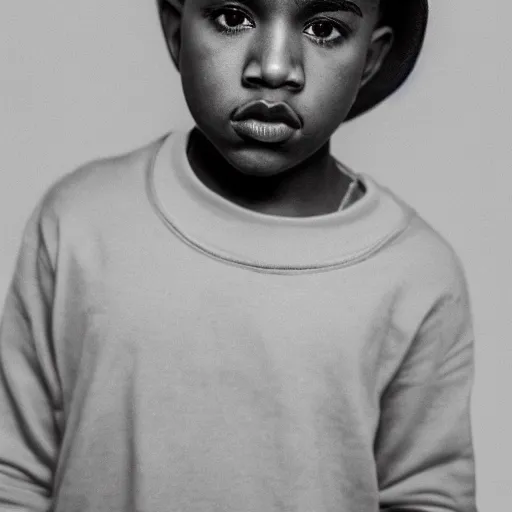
0, 1, 509, 510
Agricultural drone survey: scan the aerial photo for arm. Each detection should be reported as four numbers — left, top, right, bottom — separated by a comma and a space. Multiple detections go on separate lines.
0, 204, 60, 510
376, 280, 477, 512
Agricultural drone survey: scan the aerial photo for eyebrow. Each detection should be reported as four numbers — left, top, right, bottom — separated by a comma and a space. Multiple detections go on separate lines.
294, 0, 363, 17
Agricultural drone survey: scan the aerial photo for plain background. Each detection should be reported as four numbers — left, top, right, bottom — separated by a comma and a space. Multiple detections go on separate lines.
0, 0, 509, 509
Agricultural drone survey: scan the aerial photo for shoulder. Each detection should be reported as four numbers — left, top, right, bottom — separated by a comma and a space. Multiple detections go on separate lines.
24, 134, 168, 264
362, 181, 473, 345
40, 135, 166, 222
374, 181, 469, 301
405, 215, 468, 297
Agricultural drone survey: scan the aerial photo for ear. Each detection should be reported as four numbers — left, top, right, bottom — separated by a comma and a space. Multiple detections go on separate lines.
359, 26, 394, 89
159, 0, 184, 70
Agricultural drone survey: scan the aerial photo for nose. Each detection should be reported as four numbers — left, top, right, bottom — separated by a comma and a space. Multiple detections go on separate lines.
242, 21, 305, 91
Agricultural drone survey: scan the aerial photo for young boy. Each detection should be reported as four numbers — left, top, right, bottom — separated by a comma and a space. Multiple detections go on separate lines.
0, 0, 477, 510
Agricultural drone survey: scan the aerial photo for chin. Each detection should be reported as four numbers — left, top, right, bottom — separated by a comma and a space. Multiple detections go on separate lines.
225, 147, 297, 177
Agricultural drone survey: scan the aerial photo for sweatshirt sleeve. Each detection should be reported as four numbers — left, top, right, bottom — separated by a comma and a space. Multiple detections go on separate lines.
0, 203, 61, 511
376, 277, 477, 512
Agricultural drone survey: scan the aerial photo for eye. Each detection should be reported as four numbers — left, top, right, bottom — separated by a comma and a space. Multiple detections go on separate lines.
304, 19, 345, 45
213, 8, 254, 33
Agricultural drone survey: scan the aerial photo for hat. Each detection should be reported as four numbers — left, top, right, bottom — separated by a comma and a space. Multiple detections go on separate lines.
346, 0, 429, 120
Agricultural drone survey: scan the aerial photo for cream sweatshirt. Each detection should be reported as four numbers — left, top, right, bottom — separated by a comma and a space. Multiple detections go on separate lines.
0, 131, 476, 511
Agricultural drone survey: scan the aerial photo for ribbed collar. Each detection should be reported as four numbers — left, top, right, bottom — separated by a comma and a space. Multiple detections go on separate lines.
147, 131, 413, 274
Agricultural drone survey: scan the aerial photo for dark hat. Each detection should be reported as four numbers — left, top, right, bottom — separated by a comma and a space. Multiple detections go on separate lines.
346, 0, 429, 120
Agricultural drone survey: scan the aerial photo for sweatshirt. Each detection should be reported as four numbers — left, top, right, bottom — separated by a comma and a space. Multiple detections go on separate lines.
0, 130, 476, 511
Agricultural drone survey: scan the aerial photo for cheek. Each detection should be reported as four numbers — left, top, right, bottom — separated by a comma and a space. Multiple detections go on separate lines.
180, 53, 222, 129
318, 44, 367, 93
181, 40, 213, 93
180, 27, 240, 106
301, 51, 365, 129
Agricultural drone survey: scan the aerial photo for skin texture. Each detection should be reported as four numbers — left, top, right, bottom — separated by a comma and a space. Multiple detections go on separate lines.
160, 0, 393, 216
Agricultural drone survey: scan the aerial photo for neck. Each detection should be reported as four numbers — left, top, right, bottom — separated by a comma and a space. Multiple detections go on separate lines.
186, 128, 351, 217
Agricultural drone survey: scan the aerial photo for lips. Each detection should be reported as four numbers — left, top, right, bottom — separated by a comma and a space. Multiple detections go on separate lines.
231, 100, 302, 144
232, 100, 302, 129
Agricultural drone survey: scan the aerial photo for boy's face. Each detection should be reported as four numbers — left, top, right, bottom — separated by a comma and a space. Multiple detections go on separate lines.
161, 0, 392, 176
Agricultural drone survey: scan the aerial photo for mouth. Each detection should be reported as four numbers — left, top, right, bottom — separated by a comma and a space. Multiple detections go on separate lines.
231, 100, 302, 144
231, 119, 297, 144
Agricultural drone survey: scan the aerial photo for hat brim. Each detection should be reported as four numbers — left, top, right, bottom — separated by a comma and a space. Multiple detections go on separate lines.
346, 0, 429, 120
